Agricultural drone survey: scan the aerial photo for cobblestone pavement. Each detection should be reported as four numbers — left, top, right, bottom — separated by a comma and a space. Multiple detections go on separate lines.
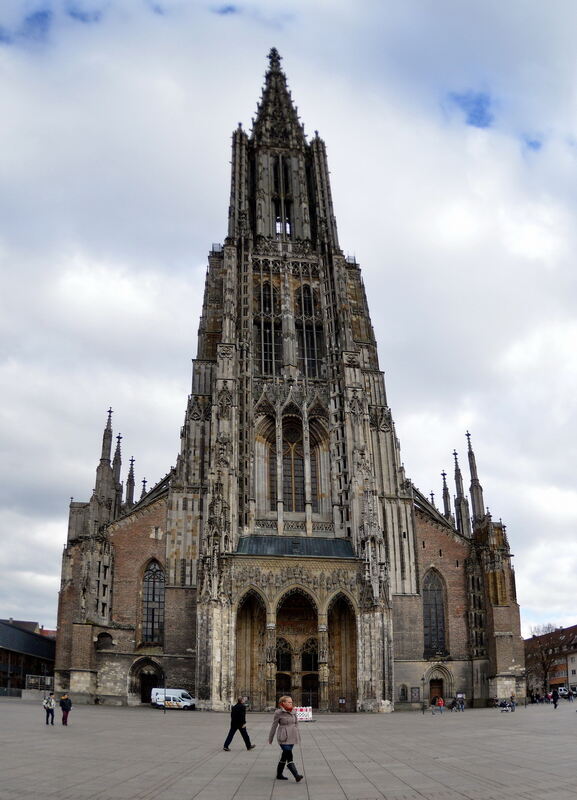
1, 698, 575, 800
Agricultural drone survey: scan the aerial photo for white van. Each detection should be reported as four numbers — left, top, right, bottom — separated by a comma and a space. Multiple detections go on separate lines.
150, 688, 196, 709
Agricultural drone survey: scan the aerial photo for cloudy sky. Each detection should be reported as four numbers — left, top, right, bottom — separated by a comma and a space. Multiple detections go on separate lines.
1, 0, 576, 636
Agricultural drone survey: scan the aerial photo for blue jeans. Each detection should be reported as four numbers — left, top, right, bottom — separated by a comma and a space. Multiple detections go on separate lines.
280, 744, 294, 762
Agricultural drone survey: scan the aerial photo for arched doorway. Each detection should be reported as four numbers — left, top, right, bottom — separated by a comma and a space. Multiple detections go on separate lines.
235, 591, 266, 710
430, 678, 443, 703
328, 594, 357, 711
276, 590, 318, 707
129, 658, 164, 704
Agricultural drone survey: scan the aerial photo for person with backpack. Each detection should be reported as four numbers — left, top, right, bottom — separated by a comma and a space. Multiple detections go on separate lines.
42, 693, 55, 726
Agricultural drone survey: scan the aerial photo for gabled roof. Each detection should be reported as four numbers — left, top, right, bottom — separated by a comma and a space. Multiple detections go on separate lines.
412, 484, 458, 532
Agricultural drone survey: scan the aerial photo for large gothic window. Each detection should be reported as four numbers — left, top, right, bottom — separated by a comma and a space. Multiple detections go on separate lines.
282, 422, 305, 512
254, 281, 282, 375
272, 155, 292, 238
296, 284, 323, 378
268, 438, 277, 511
276, 638, 292, 672
423, 571, 446, 656
142, 561, 165, 644
301, 638, 319, 671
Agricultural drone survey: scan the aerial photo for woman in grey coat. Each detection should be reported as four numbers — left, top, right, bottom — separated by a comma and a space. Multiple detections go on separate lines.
268, 695, 303, 782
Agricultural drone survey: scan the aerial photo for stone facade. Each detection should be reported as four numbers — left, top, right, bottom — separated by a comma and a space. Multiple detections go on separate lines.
55, 49, 525, 710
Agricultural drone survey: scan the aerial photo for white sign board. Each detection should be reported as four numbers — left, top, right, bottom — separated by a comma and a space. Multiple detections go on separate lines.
294, 706, 313, 721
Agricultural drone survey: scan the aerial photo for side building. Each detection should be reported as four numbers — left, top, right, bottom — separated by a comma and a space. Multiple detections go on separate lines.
55, 50, 525, 710
525, 624, 577, 697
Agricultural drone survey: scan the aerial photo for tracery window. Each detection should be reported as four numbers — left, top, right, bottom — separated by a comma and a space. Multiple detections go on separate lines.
423, 571, 446, 656
268, 438, 277, 511
309, 445, 319, 513
276, 638, 292, 672
272, 155, 292, 238
301, 638, 319, 672
254, 281, 282, 375
282, 422, 305, 512
296, 284, 323, 378
142, 561, 165, 644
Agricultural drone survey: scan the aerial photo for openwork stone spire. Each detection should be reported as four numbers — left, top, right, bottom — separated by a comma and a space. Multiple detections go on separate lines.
252, 48, 306, 148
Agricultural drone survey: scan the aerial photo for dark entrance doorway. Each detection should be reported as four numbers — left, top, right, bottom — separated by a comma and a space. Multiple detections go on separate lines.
429, 678, 443, 703
276, 672, 291, 703
130, 658, 164, 704
140, 672, 158, 703
302, 673, 319, 708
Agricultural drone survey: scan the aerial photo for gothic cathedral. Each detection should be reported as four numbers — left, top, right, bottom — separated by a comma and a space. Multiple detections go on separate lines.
55, 50, 525, 711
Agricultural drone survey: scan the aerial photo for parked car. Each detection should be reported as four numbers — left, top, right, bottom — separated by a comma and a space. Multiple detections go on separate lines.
150, 688, 196, 709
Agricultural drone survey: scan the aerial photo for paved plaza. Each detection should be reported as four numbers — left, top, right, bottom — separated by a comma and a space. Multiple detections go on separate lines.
0, 698, 575, 800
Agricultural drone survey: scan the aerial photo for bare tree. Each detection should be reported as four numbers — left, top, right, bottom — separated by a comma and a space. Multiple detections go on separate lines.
526, 624, 558, 693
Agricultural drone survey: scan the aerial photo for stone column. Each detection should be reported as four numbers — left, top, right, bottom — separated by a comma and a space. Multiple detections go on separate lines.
265, 622, 277, 710
318, 620, 329, 711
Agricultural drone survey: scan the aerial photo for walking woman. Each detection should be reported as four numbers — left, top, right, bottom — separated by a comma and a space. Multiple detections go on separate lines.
268, 696, 303, 782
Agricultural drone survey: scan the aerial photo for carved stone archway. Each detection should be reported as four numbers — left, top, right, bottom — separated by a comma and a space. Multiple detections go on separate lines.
275, 588, 318, 707
423, 662, 454, 702
328, 593, 357, 711
128, 657, 164, 705
235, 590, 267, 710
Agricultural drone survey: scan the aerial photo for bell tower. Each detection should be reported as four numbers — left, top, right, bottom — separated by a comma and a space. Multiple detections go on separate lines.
180, 49, 418, 711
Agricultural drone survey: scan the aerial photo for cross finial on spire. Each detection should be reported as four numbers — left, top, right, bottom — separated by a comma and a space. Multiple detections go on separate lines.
268, 47, 282, 72
107, 407, 113, 423
453, 449, 459, 464
430, 490, 435, 506
466, 430, 472, 449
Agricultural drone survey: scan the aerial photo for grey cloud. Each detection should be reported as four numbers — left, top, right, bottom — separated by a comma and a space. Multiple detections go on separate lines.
1, 0, 576, 632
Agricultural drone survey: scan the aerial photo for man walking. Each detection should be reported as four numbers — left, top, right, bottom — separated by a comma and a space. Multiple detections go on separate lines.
552, 688, 559, 709
59, 693, 72, 726
43, 693, 55, 726
223, 696, 256, 751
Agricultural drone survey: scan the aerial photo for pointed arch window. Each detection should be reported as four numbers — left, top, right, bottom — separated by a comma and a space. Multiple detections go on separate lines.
254, 281, 282, 375
282, 422, 305, 512
301, 638, 319, 672
142, 561, 165, 644
423, 571, 447, 656
296, 284, 324, 379
268, 437, 277, 511
272, 155, 292, 238
276, 638, 292, 672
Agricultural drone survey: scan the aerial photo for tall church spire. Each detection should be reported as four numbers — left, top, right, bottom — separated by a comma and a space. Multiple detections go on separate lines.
466, 431, 485, 523
126, 457, 135, 508
100, 408, 113, 462
252, 48, 306, 148
112, 434, 122, 484
441, 470, 453, 521
453, 450, 471, 537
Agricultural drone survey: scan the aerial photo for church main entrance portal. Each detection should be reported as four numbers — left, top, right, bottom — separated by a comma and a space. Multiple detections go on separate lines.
276, 591, 318, 708
235, 592, 266, 711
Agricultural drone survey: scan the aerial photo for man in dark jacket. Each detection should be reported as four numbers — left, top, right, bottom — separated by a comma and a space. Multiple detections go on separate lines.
223, 697, 256, 751
59, 694, 72, 726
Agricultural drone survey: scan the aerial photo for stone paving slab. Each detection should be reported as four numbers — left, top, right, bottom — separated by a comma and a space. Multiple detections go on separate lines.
0, 698, 576, 800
